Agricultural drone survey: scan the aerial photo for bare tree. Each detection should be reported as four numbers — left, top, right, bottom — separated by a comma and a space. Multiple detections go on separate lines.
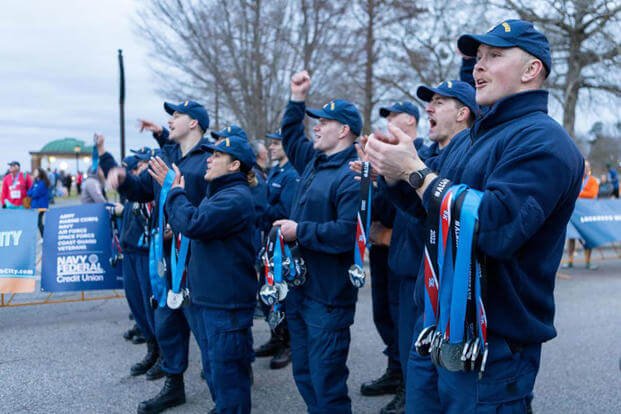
136, 0, 349, 139
491, 0, 621, 139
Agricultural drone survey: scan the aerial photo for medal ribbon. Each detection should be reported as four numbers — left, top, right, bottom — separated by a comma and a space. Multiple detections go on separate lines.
148, 169, 175, 307
422, 178, 451, 328
170, 233, 190, 294
353, 161, 373, 271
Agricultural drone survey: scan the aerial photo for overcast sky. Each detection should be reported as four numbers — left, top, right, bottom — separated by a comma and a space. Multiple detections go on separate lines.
0, 0, 163, 171
2, 1, 617, 172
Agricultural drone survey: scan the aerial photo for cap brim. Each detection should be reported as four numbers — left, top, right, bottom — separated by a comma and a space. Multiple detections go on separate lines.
210, 131, 223, 140
163, 102, 180, 115
457, 33, 515, 57
378, 107, 393, 118
266, 133, 282, 140
305, 107, 333, 120
201, 143, 219, 153
416, 86, 438, 102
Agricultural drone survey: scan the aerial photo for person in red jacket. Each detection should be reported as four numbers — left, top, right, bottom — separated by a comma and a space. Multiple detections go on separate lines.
565, 160, 599, 269
1, 161, 33, 208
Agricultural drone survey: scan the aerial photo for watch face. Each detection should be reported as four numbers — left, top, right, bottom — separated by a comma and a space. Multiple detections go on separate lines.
409, 171, 423, 189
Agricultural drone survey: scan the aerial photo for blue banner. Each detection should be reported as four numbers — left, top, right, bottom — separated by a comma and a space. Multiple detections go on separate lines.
570, 199, 621, 249
0, 210, 37, 285
41, 204, 123, 292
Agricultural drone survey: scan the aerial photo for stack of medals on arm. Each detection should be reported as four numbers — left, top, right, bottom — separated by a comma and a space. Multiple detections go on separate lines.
415, 178, 489, 378
259, 225, 306, 330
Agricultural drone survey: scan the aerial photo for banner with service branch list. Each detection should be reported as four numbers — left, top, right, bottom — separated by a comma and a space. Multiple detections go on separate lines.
41, 203, 122, 292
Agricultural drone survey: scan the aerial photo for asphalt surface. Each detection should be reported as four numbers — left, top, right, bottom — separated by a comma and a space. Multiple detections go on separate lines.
1, 245, 620, 413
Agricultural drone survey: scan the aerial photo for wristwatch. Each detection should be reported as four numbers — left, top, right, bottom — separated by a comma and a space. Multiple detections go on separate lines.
408, 167, 432, 189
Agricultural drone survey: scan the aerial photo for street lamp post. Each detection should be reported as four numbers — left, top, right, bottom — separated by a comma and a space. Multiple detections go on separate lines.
74, 145, 81, 173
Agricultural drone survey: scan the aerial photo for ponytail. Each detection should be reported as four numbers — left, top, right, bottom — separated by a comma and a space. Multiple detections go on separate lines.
246, 169, 258, 187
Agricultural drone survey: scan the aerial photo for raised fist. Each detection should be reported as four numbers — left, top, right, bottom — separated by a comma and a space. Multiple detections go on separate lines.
291, 70, 311, 101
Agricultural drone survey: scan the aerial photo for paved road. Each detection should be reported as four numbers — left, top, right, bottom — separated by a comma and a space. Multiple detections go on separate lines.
1, 255, 620, 413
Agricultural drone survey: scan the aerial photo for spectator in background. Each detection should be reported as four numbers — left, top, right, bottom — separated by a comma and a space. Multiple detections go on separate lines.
1, 161, 33, 208
251, 140, 270, 180
46, 167, 57, 204
27, 167, 51, 236
607, 163, 619, 198
76, 171, 83, 195
64, 173, 73, 196
565, 160, 599, 270
598, 174, 614, 198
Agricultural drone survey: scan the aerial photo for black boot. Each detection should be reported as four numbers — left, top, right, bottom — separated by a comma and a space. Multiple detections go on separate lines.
253, 333, 281, 357
123, 324, 139, 341
137, 374, 185, 414
360, 368, 402, 396
145, 357, 166, 381
131, 340, 159, 376
269, 345, 291, 369
380, 384, 405, 414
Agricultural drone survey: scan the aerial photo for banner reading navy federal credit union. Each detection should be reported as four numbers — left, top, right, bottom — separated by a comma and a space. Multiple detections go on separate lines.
0, 209, 38, 293
41, 204, 122, 292
570, 199, 621, 249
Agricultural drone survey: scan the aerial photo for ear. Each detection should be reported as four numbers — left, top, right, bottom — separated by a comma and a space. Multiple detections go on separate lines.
188, 118, 199, 130
522, 59, 545, 84
455, 107, 470, 123
228, 159, 241, 172
339, 124, 353, 140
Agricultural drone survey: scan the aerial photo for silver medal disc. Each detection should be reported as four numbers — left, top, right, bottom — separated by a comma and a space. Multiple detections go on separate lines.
348, 264, 366, 288
259, 284, 278, 305
167, 290, 184, 309
274, 282, 289, 301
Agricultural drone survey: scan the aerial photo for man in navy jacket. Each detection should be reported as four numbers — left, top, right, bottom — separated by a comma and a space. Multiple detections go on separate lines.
108, 100, 211, 414
273, 70, 360, 414
366, 20, 583, 413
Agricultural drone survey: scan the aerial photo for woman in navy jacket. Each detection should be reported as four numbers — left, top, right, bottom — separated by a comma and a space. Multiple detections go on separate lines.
164, 135, 257, 414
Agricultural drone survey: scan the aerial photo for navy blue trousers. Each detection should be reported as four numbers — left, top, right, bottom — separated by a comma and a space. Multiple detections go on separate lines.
398, 278, 418, 380
122, 251, 155, 340
154, 305, 192, 375
370, 245, 401, 373
406, 314, 540, 413
190, 306, 254, 414
287, 290, 355, 414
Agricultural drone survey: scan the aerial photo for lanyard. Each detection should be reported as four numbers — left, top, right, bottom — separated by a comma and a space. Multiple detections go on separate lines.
350, 161, 372, 288
437, 185, 467, 340
148, 170, 175, 308
170, 233, 190, 294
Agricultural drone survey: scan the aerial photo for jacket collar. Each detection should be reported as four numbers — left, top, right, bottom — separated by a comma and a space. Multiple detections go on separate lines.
163, 137, 211, 164
472, 90, 548, 138
207, 172, 247, 197
313, 145, 357, 170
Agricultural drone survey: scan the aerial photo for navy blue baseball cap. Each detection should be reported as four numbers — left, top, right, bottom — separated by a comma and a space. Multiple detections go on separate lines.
417, 80, 478, 116
210, 124, 248, 141
379, 101, 420, 122
306, 99, 363, 137
130, 146, 156, 161
122, 156, 141, 170
164, 100, 210, 132
266, 129, 282, 140
458, 19, 551, 76
203, 135, 256, 170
